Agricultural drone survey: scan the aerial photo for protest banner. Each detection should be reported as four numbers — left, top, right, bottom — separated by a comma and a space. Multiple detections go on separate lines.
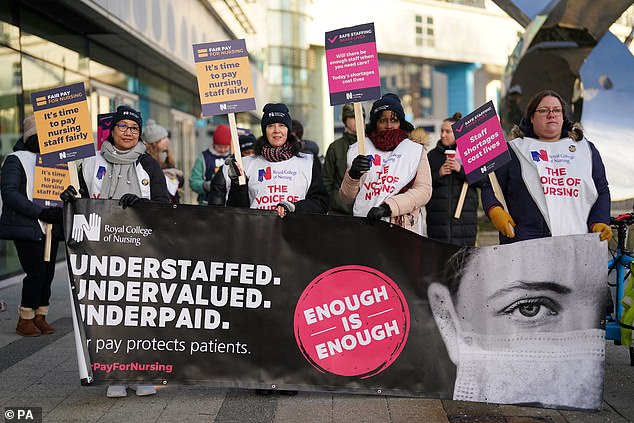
64, 201, 606, 410
31, 82, 95, 259
451, 101, 511, 223
193, 39, 255, 184
325, 23, 381, 154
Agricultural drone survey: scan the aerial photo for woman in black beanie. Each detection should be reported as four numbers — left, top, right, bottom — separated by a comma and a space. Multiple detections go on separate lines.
226, 103, 328, 217
60, 105, 168, 398
338, 93, 432, 233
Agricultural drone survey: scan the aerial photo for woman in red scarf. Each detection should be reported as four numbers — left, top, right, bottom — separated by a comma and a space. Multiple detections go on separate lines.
226, 103, 328, 217
339, 93, 432, 234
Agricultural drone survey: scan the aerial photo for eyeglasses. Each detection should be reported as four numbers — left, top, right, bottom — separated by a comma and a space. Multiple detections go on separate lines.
115, 123, 140, 134
534, 107, 563, 116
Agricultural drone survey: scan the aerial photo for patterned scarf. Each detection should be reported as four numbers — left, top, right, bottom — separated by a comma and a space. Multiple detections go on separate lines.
260, 141, 295, 162
368, 128, 409, 151
99, 141, 146, 199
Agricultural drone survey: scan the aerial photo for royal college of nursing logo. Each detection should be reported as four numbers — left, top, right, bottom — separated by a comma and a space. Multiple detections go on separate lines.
71, 213, 102, 242
530, 149, 549, 162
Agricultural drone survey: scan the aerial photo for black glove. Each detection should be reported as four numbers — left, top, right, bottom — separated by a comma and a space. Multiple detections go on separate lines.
225, 155, 242, 183
366, 203, 391, 225
60, 185, 78, 203
349, 155, 372, 179
38, 207, 63, 224
119, 193, 143, 209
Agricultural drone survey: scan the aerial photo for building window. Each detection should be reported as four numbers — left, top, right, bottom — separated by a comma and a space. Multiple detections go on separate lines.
415, 15, 435, 48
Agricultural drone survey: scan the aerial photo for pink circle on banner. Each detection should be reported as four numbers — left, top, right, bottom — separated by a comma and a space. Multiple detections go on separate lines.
294, 265, 410, 378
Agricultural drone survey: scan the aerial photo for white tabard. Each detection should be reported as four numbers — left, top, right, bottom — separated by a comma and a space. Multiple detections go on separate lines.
510, 137, 597, 236
347, 138, 422, 218
241, 153, 314, 210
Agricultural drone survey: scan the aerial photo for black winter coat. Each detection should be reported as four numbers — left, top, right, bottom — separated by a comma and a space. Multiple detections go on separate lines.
425, 141, 478, 246
0, 139, 63, 241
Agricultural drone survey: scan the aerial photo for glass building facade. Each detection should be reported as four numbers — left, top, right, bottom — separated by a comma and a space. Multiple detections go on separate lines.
0, 1, 207, 277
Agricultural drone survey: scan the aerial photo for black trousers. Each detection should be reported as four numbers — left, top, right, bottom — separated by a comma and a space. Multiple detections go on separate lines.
14, 238, 60, 310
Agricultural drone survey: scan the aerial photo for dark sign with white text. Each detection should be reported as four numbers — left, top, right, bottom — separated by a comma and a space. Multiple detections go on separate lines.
64, 201, 606, 410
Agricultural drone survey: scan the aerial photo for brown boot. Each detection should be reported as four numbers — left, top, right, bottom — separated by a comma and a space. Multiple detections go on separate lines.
16, 307, 41, 337
34, 306, 55, 334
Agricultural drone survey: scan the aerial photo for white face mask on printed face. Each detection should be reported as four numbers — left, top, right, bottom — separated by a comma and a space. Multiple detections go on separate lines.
453, 329, 605, 409
428, 283, 605, 410
159, 152, 168, 163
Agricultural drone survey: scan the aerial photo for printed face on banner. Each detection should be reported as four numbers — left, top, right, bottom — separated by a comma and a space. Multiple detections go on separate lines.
427, 235, 606, 409
294, 265, 410, 378
454, 237, 604, 334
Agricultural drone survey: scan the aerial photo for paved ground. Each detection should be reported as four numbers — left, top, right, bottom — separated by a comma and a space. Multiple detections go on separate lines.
1, 256, 633, 422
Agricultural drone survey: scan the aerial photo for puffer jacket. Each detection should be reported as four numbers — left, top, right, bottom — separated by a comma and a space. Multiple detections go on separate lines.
425, 141, 478, 246
0, 138, 63, 241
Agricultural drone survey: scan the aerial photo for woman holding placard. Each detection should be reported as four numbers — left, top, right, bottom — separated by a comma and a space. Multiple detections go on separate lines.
481, 89, 611, 244
0, 116, 63, 337
338, 93, 432, 234
426, 112, 479, 246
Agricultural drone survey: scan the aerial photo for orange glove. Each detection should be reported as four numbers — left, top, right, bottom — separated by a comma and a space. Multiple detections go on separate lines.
591, 223, 612, 242
488, 206, 516, 238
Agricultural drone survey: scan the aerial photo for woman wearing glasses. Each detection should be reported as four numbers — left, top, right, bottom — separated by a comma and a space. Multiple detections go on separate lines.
60, 105, 168, 398
482, 89, 611, 244
62, 105, 169, 207
338, 93, 432, 234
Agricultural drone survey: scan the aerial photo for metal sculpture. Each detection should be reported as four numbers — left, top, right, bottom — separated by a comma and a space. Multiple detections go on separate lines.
495, 0, 634, 200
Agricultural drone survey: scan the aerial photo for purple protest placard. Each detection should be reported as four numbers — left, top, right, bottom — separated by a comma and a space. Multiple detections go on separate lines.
325, 23, 381, 105
452, 101, 511, 184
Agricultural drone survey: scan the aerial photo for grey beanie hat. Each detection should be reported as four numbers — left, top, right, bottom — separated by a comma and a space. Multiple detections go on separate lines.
23, 115, 37, 139
142, 119, 168, 144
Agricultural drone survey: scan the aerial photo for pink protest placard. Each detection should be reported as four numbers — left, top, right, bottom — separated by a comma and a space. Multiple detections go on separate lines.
325, 23, 381, 105
97, 112, 114, 151
452, 101, 511, 184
